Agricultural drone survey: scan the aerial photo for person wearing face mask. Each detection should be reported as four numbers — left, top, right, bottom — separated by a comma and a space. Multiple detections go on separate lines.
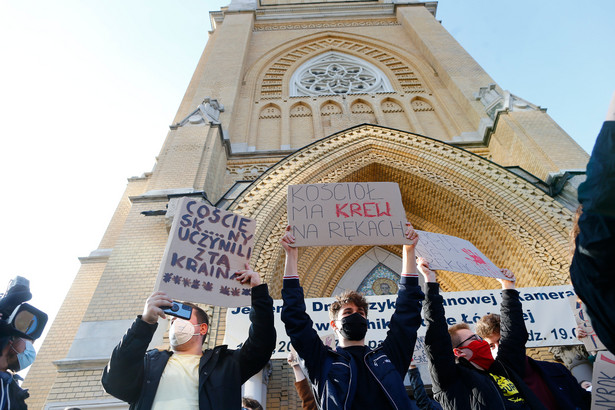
475, 313, 590, 410
280, 223, 424, 409
0, 336, 36, 410
418, 258, 546, 410
101, 265, 276, 410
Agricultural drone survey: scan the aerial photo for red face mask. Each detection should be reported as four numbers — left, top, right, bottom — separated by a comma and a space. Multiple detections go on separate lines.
464, 340, 495, 370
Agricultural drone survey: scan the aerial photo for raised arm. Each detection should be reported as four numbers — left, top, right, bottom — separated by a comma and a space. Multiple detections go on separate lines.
235, 265, 276, 383
280, 226, 330, 382
418, 258, 459, 391
101, 292, 169, 402
494, 269, 528, 376
381, 223, 424, 377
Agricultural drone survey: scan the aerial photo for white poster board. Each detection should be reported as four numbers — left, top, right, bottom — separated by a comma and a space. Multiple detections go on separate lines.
154, 197, 256, 308
287, 182, 409, 246
591, 351, 615, 408
224, 285, 579, 359
415, 230, 507, 280
568, 295, 607, 351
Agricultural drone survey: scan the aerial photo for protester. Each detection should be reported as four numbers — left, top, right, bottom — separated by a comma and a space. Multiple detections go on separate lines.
101, 265, 276, 409
419, 258, 546, 409
570, 90, 615, 354
241, 396, 263, 410
287, 351, 317, 410
476, 313, 590, 409
280, 223, 424, 409
0, 336, 35, 410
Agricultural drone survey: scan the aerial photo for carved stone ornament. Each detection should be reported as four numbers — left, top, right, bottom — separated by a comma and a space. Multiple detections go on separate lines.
474, 84, 541, 119
170, 97, 225, 129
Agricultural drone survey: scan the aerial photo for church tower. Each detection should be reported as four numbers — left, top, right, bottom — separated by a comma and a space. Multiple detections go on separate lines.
26, 1, 589, 408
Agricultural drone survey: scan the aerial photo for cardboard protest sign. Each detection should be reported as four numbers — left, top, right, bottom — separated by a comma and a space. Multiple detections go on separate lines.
287, 182, 409, 246
568, 295, 606, 351
154, 197, 256, 308
224, 285, 579, 359
591, 351, 615, 408
414, 230, 506, 280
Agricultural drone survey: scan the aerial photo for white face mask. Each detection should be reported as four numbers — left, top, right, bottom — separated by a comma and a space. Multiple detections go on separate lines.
169, 319, 201, 347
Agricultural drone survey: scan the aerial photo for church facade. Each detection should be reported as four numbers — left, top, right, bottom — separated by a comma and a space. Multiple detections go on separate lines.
25, 1, 589, 408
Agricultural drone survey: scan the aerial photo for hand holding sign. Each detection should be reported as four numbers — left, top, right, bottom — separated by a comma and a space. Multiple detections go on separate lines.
234, 263, 262, 288
281, 225, 300, 280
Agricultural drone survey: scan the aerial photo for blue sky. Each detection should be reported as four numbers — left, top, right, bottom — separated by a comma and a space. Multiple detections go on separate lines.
0, 0, 612, 355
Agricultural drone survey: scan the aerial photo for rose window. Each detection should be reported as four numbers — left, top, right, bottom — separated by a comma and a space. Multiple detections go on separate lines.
290, 52, 393, 97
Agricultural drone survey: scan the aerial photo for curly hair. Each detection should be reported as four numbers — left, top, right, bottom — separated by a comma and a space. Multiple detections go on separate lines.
329, 290, 368, 321
475, 313, 501, 339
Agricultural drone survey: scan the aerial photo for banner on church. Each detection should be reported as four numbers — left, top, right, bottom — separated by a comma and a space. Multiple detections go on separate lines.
224, 285, 580, 360
154, 197, 256, 308
287, 182, 409, 246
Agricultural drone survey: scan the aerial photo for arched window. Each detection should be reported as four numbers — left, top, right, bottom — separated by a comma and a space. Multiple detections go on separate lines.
290, 51, 393, 97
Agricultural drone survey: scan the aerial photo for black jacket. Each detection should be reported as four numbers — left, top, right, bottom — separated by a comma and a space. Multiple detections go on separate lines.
570, 120, 615, 354
423, 283, 546, 410
101, 284, 276, 409
281, 276, 424, 409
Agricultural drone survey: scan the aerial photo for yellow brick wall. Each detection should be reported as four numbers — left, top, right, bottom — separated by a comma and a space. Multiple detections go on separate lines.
489, 111, 589, 180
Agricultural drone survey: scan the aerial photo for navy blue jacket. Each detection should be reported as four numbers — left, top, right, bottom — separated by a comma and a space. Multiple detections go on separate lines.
570, 121, 615, 354
101, 284, 276, 410
424, 283, 546, 410
281, 276, 424, 410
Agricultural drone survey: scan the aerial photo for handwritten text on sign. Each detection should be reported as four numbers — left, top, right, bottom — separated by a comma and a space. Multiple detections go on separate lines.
224, 285, 579, 360
154, 198, 256, 308
415, 230, 505, 280
592, 351, 615, 408
288, 182, 409, 246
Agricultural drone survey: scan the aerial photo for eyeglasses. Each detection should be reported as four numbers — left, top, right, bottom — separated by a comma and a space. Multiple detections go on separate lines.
455, 334, 482, 348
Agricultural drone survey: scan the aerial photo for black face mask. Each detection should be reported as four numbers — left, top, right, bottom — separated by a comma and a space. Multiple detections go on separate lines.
337, 312, 368, 341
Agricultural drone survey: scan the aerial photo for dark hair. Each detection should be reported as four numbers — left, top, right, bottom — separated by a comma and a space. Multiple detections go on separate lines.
242, 397, 263, 410
448, 323, 471, 348
475, 313, 501, 339
329, 290, 368, 321
182, 302, 209, 326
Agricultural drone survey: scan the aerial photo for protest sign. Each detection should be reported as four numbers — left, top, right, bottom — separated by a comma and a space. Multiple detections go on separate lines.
568, 295, 606, 351
414, 230, 506, 280
224, 285, 580, 359
287, 182, 409, 246
591, 351, 615, 408
154, 197, 256, 308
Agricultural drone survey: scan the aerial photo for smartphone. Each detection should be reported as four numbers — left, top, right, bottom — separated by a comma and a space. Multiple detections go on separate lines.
161, 301, 192, 320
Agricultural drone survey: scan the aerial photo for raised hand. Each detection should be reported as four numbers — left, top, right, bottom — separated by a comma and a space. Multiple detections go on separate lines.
235, 263, 262, 288
497, 269, 516, 289
416, 257, 436, 283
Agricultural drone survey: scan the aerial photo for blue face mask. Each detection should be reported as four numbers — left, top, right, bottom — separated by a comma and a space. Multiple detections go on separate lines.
11, 339, 36, 371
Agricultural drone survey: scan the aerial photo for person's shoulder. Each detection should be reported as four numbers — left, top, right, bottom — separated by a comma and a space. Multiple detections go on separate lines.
529, 357, 570, 375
